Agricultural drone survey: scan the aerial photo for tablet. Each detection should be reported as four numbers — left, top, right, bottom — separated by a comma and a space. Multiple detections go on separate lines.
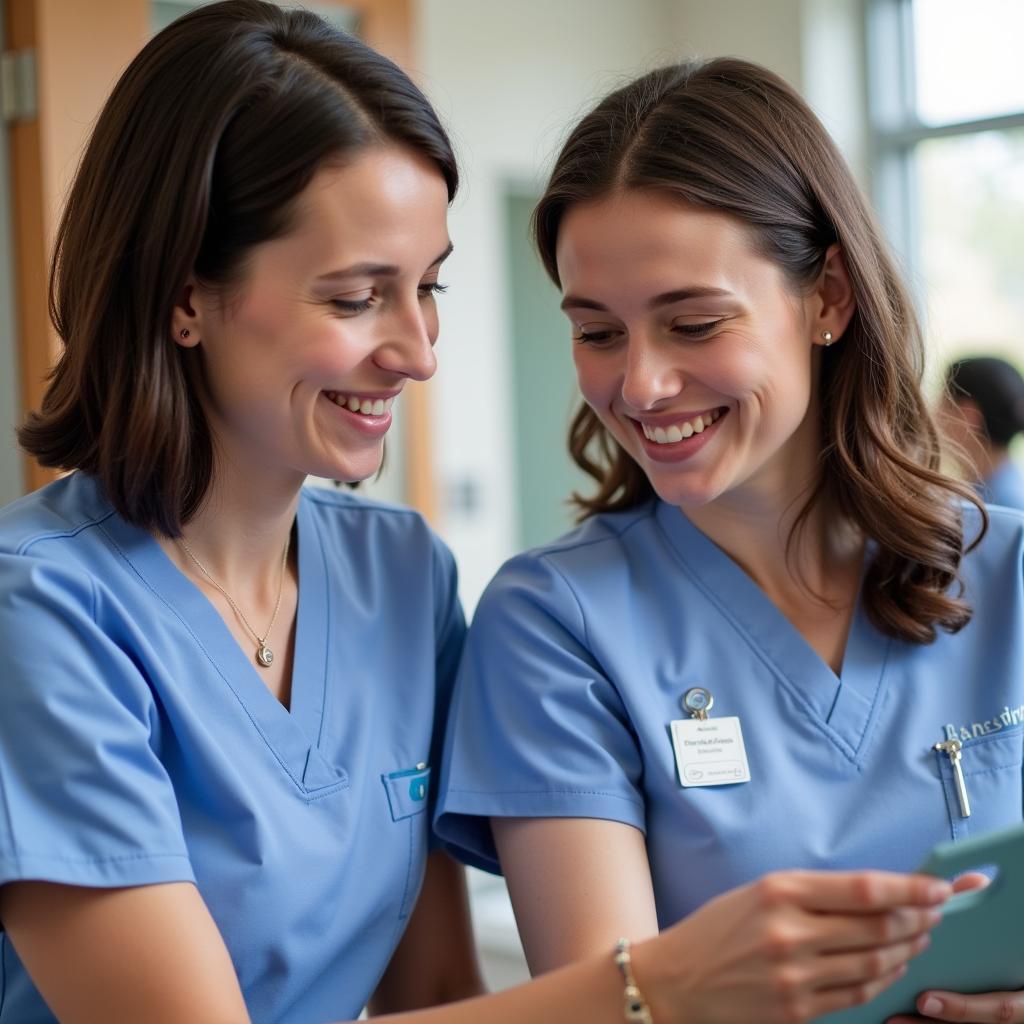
815, 822, 1024, 1023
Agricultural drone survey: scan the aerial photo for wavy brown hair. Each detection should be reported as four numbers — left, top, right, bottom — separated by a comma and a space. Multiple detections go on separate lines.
18, 0, 457, 536
534, 58, 984, 644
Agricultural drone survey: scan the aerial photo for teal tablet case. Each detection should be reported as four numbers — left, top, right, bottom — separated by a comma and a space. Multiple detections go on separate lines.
815, 823, 1024, 1024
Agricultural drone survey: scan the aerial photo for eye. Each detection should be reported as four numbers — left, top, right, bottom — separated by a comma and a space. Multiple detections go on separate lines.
671, 319, 724, 338
331, 297, 374, 314
418, 281, 449, 299
572, 323, 623, 347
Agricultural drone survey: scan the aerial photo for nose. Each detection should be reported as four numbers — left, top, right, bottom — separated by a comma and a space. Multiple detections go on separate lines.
373, 295, 438, 382
620, 331, 685, 411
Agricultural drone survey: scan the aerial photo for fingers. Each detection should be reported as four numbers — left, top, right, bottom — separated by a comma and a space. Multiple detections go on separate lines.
806, 962, 911, 1020
812, 932, 931, 990
895, 990, 1024, 1023
811, 906, 942, 954
950, 871, 991, 895
758, 870, 953, 914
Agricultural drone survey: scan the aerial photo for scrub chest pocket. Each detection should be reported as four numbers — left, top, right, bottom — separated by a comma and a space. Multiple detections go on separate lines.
934, 729, 1023, 841
382, 765, 431, 919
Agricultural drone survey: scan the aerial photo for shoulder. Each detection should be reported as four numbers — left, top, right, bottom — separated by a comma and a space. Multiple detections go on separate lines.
476, 502, 661, 624
0, 474, 118, 618
959, 501, 1024, 590
0, 472, 115, 559
300, 484, 456, 579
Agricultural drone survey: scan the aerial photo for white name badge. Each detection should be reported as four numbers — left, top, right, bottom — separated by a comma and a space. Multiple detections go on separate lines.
671, 716, 752, 787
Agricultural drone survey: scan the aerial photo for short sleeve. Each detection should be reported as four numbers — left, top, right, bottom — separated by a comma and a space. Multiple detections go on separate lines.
427, 534, 466, 849
0, 554, 195, 900
435, 552, 645, 874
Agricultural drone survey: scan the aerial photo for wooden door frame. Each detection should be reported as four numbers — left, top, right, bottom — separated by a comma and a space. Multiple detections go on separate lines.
6, 0, 436, 521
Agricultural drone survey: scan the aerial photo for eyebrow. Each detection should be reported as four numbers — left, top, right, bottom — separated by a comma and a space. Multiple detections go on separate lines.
560, 286, 734, 312
316, 242, 454, 282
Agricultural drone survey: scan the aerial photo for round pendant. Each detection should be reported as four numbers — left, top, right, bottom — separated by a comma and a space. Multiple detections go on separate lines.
256, 644, 274, 668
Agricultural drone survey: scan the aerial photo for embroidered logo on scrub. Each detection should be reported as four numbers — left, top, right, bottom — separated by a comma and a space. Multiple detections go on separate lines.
944, 703, 1024, 743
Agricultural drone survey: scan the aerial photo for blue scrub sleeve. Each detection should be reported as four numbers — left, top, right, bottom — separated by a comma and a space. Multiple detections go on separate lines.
0, 556, 195, 899
436, 553, 645, 874
427, 535, 466, 850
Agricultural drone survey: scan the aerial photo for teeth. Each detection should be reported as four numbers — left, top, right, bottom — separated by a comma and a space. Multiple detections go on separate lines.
329, 393, 395, 417
642, 409, 722, 444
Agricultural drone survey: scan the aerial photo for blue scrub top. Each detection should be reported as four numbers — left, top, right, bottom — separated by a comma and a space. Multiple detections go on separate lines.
0, 472, 464, 1024
982, 459, 1024, 512
436, 500, 1024, 929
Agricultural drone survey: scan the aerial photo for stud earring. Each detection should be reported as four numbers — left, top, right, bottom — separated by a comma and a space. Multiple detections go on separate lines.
822, 330, 834, 346
179, 328, 191, 340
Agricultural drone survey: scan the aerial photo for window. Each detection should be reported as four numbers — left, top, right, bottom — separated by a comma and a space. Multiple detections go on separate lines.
867, 0, 1024, 386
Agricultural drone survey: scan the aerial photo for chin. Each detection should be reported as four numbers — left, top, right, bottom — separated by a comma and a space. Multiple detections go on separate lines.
646, 472, 724, 510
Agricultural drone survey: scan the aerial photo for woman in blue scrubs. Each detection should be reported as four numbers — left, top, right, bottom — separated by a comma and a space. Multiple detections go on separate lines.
941, 356, 1024, 512
437, 59, 1024, 1024
0, 10, 949, 1024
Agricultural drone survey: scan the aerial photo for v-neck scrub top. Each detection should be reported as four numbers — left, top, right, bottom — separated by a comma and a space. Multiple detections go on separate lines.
0, 472, 465, 1024
436, 500, 1024, 929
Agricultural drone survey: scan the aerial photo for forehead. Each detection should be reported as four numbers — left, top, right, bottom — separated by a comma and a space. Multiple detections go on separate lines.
555, 190, 762, 291
255, 145, 450, 270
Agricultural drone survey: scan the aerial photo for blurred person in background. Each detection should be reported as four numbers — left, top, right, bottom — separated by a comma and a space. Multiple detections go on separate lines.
941, 356, 1024, 511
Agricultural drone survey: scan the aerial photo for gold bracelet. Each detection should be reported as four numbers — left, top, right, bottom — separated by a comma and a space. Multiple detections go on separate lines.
613, 938, 654, 1024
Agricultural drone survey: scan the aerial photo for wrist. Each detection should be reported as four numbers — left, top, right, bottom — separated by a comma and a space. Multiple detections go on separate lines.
620, 936, 676, 1024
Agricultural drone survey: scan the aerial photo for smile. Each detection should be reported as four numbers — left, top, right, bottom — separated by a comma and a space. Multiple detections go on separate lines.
324, 392, 395, 417
639, 408, 724, 444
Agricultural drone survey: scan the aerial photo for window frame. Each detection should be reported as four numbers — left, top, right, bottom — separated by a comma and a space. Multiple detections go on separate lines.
865, 0, 1024, 285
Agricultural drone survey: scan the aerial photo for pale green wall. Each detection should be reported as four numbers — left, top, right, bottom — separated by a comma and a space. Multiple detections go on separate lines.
505, 190, 589, 550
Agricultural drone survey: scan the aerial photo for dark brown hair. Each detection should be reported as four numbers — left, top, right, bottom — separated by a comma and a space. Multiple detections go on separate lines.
534, 58, 984, 644
19, 0, 457, 535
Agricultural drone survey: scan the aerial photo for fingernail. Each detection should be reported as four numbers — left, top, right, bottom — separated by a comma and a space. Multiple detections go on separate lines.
926, 908, 943, 926
921, 995, 944, 1015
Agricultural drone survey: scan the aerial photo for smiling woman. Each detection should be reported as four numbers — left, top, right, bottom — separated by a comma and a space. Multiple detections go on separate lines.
437, 57, 1024, 1024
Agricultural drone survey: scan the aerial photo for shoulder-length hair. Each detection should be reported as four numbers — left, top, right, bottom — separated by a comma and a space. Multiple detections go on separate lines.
19, 0, 458, 536
534, 57, 983, 645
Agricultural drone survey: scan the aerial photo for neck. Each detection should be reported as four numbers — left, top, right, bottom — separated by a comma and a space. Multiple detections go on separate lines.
682, 413, 862, 606
168, 456, 303, 594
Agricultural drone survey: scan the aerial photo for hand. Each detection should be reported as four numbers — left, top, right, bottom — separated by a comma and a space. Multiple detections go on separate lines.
632, 869, 952, 1024
886, 873, 1024, 1023
887, 989, 1024, 1023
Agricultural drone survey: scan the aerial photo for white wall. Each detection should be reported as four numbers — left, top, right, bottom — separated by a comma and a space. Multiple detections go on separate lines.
414, 0, 679, 610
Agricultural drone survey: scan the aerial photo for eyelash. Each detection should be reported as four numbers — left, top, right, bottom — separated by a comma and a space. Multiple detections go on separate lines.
573, 319, 724, 345
330, 282, 449, 314
672, 319, 723, 338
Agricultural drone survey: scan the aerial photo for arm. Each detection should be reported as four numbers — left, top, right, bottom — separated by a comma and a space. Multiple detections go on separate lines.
1, 869, 952, 1024
0, 880, 250, 1024
493, 817, 658, 974
368, 851, 485, 1014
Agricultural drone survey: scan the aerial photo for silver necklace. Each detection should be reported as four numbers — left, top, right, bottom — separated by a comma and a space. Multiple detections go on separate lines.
178, 533, 291, 668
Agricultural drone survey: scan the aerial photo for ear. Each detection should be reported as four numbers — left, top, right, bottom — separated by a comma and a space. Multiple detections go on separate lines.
170, 280, 201, 349
811, 243, 856, 347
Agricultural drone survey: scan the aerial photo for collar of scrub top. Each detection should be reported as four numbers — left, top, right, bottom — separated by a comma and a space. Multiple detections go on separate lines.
95, 482, 346, 794
652, 500, 889, 762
